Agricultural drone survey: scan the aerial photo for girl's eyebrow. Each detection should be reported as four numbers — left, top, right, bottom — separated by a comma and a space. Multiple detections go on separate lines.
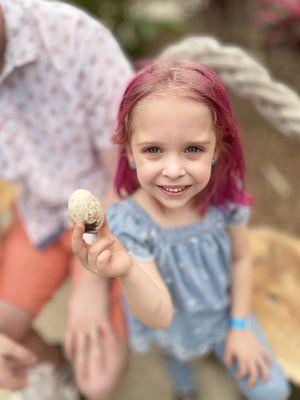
136, 140, 212, 146
136, 141, 161, 146
185, 140, 211, 146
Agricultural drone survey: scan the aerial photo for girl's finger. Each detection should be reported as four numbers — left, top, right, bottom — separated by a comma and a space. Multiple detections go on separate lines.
256, 356, 270, 383
97, 217, 112, 238
247, 361, 258, 388
96, 249, 112, 274
87, 237, 114, 271
71, 224, 88, 266
262, 351, 272, 366
237, 359, 248, 379
224, 350, 234, 368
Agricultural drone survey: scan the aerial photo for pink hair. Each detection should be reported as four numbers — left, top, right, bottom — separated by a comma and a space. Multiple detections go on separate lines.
112, 60, 252, 212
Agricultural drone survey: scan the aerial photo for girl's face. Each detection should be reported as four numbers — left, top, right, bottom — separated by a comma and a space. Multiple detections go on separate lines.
127, 93, 217, 210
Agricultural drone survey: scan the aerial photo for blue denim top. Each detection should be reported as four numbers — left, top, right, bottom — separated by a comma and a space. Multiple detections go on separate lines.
107, 198, 250, 360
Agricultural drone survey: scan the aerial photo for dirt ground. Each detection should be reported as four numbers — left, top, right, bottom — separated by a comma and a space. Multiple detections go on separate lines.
1, 0, 300, 399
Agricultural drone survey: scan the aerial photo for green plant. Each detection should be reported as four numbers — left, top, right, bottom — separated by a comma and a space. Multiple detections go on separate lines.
68, 0, 188, 59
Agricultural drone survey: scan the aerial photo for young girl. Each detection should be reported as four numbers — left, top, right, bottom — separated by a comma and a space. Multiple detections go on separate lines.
72, 61, 290, 400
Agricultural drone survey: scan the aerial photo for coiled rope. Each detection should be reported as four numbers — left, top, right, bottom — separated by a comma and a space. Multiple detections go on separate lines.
158, 36, 300, 137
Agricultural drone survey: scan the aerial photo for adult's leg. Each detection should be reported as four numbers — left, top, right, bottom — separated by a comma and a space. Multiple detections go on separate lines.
213, 317, 291, 400
0, 216, 71, 366
0, 215, 129, 399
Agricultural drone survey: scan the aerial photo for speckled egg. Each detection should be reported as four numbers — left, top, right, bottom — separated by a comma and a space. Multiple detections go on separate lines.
68, 189, 104, 232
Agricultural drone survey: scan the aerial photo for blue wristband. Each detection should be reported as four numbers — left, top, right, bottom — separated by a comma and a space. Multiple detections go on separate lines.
230, 317, 248, 330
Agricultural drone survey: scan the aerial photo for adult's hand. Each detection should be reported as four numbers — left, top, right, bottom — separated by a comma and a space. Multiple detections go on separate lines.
0, 334, 37, 390
73, 326, 127, 400
65, 270, 128, 399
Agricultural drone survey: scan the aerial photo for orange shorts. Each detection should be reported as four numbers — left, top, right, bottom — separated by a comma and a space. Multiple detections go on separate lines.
0, 214, 126, 339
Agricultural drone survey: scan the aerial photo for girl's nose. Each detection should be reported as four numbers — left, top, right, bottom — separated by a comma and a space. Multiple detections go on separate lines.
162, 157, 186, 180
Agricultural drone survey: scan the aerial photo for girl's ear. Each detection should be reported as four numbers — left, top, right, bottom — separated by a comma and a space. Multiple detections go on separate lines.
126, 146, 136, 170
126, 145, 133, 163
212, 146, 220, 166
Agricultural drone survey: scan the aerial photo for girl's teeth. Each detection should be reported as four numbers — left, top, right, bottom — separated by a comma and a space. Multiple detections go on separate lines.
164, 187, 185, 193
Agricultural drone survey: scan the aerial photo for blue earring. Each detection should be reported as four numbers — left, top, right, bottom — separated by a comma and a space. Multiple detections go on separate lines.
129, 160, 136, 169
212, 157, 217, 166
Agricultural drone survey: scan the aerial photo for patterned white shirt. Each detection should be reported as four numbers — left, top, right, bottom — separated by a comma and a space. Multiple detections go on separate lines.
0, 0, 133, 247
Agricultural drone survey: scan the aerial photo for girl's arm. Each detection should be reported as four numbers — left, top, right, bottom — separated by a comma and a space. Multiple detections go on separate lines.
120, 257, 173, 329
228, 224, 252, 319
71, 222, 173, 330
226, 224, 271, 388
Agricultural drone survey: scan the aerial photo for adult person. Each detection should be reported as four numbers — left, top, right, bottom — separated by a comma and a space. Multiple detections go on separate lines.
0, 0, 133, 398
0, 334, 37, 390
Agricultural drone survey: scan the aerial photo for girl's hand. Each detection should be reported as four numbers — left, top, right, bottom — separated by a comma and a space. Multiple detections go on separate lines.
224, 329, 272, 388
71, 219, 133, 278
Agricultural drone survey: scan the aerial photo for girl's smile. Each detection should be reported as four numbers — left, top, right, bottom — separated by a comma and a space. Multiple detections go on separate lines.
157, 184, 192, 197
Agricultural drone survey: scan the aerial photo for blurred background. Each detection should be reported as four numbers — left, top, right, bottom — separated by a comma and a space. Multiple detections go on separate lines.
67, 0, 300, 232
1, 0, 300, 399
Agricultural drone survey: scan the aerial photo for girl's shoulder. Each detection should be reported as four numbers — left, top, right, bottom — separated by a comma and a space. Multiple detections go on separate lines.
213, 202, 251, 226
106, 197, 155, 233
106, 197, 156, 262
106, 197, 132, 215
107, 197, 135, 221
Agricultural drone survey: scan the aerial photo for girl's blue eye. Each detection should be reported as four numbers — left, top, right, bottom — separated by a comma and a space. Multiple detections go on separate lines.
145, 146, 160, 153
185, 145, 203, 153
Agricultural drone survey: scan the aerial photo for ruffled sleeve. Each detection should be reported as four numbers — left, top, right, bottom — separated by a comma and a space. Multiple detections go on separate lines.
223, 203, 251, 226
106, 202, 155, 262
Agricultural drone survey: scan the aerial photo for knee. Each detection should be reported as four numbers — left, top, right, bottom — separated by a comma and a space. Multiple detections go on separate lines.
248, 376, 291, 400
0, 301, 31, 340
